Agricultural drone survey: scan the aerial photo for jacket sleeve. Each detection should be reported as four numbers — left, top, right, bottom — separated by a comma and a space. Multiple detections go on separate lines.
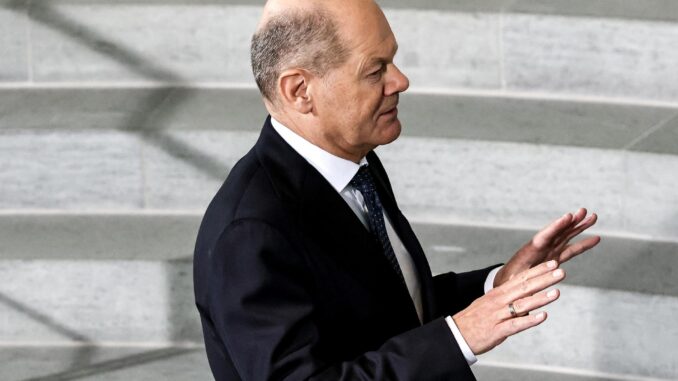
206, 219, 476, 381
432, 265, 502, 318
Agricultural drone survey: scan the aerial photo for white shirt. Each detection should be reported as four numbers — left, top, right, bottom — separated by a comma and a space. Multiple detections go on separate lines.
270, 117, 500, 366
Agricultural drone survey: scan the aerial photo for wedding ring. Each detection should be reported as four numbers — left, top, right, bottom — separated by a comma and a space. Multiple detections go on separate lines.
508, 303, 518, 318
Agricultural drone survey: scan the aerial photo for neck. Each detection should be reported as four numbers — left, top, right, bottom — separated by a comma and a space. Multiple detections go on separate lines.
270, 113, 367, 164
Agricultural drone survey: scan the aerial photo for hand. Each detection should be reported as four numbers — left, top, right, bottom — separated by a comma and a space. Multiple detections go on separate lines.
453, 260, 565, 355
494, 208, 601, 287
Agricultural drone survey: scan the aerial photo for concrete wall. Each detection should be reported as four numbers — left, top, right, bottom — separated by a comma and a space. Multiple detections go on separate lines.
1, 1, 676, 380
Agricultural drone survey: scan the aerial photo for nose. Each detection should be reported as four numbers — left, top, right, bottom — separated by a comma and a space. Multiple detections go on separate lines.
384, 63, 410, 96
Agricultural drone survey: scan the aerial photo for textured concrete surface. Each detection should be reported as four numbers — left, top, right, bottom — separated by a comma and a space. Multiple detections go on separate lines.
0, 214, 202, 261
398, 92, 678, 151
386, 10, 501, 89
23, 3, 504, 89
0, 260, 675, 378
481, 284, 678, 380
0, 87, 265, 131
474, 364, 631, 381
0, 345, 655, 381
416, 224, 678, 297
629, 113, 678, 155
0, 260, 199, 343
0, 345, 210, 381
381, 0, 678, 22
2, 1, 677, 379
4, 87, 678, 154
504, 14, 678, 102
8, 0, 677, 24
0, 130, 257, 210
4, 1, 678, 104
0, 1, 28, 82
29, 3, 259, 82
141, 130, 257, 209
2, 130, 677, 241
2, 214, 677, 297
0, 131, 144, 209
378, 137, 678, 241
507, 0, 678, 22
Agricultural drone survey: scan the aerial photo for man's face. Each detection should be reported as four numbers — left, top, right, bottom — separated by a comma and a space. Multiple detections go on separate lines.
311, 3, 409, 160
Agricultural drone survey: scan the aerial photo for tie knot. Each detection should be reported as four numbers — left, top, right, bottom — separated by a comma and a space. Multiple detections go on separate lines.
349, 165, 374, 193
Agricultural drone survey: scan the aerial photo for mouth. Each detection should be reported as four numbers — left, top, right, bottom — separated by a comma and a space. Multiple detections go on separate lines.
379, 105, 398, 118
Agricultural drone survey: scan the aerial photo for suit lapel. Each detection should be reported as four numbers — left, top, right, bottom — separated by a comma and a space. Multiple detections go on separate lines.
367, 153, 438, 323
299, 156, 416, 305
255, 118, 418, 323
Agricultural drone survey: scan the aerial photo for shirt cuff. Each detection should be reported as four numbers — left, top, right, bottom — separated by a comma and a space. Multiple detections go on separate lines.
445, 315, 478, 366
484, 266, 503, 294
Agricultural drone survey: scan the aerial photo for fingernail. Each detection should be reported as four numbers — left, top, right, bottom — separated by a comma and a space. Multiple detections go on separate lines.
553, 269, 564, 278
547, 289, 558, 298
535, 312, 545, 320
547, 260, 557, 269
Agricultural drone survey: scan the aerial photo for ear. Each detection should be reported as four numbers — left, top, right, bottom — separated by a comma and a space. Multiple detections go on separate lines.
277, 69, 314, 114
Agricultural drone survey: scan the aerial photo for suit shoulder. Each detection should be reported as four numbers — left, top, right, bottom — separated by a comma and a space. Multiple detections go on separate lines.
195, 147, 296, 255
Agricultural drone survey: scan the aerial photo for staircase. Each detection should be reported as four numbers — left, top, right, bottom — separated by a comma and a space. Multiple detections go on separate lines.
1, 0, 677, 380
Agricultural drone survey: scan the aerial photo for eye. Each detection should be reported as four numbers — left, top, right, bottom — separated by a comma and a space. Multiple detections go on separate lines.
367, 65, 385, 79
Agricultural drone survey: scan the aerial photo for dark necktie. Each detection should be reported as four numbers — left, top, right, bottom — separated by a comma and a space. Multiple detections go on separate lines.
350, 165, 405, 284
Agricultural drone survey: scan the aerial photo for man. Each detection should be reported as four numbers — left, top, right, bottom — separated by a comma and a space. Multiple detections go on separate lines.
193, 0, 601, 380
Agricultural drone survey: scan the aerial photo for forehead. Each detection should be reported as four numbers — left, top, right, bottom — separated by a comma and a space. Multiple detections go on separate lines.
334, 2, 396, 57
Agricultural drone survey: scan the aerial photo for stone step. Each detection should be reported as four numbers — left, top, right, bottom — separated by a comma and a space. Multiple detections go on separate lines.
0, 345, 210, 381
481, 284, 678, 380
0, 345, 669, 381
1, 213, 676, 296
1, 130, 676, 240
0, 258, 675, 379
2, 1, 678, 103
380, 0, 678, 22
1, 87, 677, 155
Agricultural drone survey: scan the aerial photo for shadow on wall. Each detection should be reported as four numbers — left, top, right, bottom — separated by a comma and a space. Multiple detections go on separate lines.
0, 291, 97, 372
4, 0, 232, 181
22, 347, 200, 381
1, 0, 220, 378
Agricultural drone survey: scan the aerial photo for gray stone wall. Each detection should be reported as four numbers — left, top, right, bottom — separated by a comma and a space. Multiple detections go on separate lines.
1, 1, 676, 380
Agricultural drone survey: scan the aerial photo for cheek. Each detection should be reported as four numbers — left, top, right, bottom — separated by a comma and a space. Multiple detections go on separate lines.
322, 82, 385, 139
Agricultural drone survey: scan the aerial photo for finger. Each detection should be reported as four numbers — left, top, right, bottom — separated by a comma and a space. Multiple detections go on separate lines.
559, 236, 601, 263
533, 213, 573, 248
560, 213, 598, 245
552, 212, 597, 250
497, 311, 548, 338
562, 208, 588, 233
573, 207, 587, 224
503, 289, 560, 319
500, 260, 559, 291
502, 267, 566, 303
551, 209, 589, 246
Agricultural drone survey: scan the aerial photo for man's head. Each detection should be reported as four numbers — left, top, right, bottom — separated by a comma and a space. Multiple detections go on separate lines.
251, 0, 410, 163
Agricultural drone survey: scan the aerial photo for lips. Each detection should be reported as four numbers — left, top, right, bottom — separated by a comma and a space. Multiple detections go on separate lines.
380, 96, 399, 117
380, 106, 398, 118
379, 96, 400, 119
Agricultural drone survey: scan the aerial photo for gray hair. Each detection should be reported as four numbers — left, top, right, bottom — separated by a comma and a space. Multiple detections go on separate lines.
250, 9, 349, 103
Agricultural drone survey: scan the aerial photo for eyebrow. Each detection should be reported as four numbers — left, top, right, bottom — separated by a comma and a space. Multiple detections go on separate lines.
363, 43, 399, 71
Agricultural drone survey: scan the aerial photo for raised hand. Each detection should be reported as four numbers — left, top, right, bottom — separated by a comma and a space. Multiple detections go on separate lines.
453, 260, 565, 355
494, 208, 601, 288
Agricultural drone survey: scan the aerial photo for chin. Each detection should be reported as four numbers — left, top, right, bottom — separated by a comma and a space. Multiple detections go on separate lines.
377, 119, 402, 146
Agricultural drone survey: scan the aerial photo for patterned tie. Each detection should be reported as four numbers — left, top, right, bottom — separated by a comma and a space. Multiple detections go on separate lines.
350, 165, 405, 284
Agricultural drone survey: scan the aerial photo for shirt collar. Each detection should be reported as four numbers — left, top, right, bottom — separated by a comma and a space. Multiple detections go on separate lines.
270, 117, 368, 193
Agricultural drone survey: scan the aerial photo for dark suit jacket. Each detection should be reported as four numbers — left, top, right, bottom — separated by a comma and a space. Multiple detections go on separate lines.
193, 116, 497, 380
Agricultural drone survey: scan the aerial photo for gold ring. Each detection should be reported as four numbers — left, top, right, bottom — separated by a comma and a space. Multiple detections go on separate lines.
508, 303, 518, 318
